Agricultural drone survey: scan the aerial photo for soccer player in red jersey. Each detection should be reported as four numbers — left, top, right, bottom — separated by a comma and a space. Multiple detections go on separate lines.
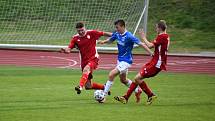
114, 20, 170, 105
61, 22, 112, 94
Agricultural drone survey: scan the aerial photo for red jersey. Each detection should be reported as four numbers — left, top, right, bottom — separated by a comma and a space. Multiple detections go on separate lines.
149, 33, 170, 70
68, 30, 104, 66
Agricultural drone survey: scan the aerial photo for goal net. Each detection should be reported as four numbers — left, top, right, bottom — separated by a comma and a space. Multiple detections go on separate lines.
0, 0, 148, 50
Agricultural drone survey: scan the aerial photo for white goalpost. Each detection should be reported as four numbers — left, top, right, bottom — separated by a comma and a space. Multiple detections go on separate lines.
0, 0, 149, 51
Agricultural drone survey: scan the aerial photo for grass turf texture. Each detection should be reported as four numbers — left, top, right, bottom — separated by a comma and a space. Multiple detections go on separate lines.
0, 66, 215, 121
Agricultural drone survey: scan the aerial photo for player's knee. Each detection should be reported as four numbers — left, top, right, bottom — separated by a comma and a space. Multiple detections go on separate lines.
83, 66, 91, 74
134, 78, 141, 84
134, 75, 142, 84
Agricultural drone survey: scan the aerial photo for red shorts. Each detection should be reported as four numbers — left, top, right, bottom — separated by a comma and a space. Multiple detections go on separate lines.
81, 58, 99, 72
139, 63, 161, 78
81, 58, 99, 81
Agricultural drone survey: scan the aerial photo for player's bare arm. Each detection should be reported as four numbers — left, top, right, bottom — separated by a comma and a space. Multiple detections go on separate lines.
139, 42, 153, 56
103, 32, 112, 37
138, 29, 154, 48
97, 32, 112, 44
98, 38, 112, 44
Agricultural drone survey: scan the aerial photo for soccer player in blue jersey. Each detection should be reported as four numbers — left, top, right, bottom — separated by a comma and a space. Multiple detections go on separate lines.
99, 19, 153, 103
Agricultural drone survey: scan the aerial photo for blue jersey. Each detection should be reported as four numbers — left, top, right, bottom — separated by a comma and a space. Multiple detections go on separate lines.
109, 31, 141, 64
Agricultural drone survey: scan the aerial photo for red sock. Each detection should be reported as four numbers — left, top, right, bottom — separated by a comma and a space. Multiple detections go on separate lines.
91, 82, 104, 90
124, 82, 137, 100
139, 81, 153, 97
79, 73, 88, 88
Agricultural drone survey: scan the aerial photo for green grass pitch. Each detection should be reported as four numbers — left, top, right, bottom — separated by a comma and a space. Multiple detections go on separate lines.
0, 66, 215, 121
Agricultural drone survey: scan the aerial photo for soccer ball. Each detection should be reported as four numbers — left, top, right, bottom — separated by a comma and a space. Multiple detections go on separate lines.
94, 90, 105, 103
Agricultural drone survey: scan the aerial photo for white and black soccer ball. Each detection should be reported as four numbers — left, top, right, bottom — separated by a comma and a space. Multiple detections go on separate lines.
94, 90, 105, 103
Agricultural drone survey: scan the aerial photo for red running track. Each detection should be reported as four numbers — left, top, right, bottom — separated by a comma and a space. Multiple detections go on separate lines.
0, 49, 215, 74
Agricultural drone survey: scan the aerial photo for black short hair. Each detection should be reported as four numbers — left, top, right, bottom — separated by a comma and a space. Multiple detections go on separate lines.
114, 19, 125, 27
75, 22, 84, 28
157, 20, 167, 31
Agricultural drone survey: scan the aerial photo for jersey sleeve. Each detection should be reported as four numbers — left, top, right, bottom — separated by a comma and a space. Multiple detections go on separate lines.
91, 30, 104, 40
68, 37, 76, 49
130, 34, 141, 45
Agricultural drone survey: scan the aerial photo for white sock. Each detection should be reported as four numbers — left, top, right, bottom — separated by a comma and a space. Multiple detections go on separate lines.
135, 87, 139, 93
125, 80, 132, 87
104, 80, 113, 95
126, 80, 139, 93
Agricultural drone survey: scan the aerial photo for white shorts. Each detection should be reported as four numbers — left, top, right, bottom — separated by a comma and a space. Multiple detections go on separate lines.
116, 61, 131, 74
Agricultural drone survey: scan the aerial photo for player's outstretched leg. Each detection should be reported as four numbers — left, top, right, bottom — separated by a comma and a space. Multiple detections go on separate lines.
91, 83, 111, 96
91, 82, 104, 90
85, 80, 112, 96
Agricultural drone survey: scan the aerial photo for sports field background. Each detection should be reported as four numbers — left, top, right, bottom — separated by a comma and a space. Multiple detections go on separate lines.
0, 0, 215, 52
0, 66, 215, 121
0, 0, 215, 121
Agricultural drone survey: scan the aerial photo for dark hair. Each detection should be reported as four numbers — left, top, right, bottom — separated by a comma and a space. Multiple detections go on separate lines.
114, 19, 125, 27
75, 22, 84, 28
157, 20, 167, 31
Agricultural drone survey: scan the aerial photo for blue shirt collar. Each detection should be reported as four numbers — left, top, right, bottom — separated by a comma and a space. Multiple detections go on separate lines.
120, 30, 127, 36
